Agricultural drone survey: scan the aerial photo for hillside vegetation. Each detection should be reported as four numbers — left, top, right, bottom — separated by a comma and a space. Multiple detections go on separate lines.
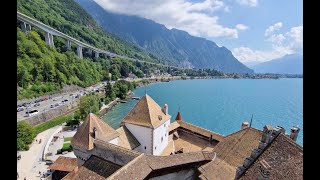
17, 0, 157, 63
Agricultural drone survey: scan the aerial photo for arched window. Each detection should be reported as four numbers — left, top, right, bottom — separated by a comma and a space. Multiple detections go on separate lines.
145, 146, 147, 150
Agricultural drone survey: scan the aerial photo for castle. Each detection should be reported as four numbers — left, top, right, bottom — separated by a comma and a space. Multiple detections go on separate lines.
49, 94, 302, 179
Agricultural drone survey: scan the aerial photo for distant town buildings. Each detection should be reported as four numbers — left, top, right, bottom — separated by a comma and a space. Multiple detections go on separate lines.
50, 94, 302, 179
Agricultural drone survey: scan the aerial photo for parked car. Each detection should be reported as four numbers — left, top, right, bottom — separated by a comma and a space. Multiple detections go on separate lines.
45, 160, 53, 165
34, 103, 40, 107
17, 152, 21, 160
62, 99, 69, 103
50, 105, 54, 108
17, 108, 24, 112
26, 110, 39, 116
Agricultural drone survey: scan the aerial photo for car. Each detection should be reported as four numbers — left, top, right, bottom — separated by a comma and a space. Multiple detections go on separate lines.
26, 110, 39, 116
17, 108, 24, 112
34, 103, 40, 107
17, 152, 21, 160
45, 160, 53, 165
53, 99, 57, 101
62, 99, 69, 103
50, 105, 54, 108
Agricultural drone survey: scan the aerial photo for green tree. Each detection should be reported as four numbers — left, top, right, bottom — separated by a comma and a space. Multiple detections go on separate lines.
17, 121, 35, 151
79, 94, 100, 117
118, 84, 128, 99
105, 82, 115, 100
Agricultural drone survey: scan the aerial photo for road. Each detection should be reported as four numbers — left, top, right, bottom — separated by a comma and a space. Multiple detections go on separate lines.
17, 126, 61, 180
17, 75, 177, 122
17, 82, 106, 121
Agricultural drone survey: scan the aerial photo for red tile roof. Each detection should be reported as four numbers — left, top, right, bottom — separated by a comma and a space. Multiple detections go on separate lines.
48, 157, 77, 172
71, 113, 120, 150
239, 133, 303, 179
62, 156, 122, 180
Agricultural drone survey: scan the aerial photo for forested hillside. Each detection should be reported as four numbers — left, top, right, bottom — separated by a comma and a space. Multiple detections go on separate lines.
17, 0, 158, 63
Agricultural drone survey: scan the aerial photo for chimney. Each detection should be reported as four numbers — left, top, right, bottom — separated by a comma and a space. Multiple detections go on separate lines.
289, 126, 300, 142
241, 122, 249, 130
93, 127, 97, 139
162, 104, 168, 115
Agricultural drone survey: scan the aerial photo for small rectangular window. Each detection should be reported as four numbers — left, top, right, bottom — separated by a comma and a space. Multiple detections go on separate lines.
145, 146, 146, 150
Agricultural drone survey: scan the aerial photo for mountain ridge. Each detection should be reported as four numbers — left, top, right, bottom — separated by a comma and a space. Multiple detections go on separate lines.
75, 0, 253, 74
251, 54, 303, 74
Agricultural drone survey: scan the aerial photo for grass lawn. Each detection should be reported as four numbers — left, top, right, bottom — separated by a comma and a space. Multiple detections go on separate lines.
63, 142, 71, 149
34, 114, 74, 135
64, 137, 72, 142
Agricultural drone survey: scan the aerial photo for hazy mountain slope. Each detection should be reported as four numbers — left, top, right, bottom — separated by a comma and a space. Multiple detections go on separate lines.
252, 54, 303, 74
75, 0, 253, 74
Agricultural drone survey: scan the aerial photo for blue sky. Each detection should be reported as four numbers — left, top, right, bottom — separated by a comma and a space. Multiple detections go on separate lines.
95, 0, 303, 63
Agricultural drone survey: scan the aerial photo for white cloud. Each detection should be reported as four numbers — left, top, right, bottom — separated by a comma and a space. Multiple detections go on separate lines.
233, 25, 303, 62
236, 0, 258, 7
94, 0, 239, 38
265, 22, 283, 37
286, 26, 303, 52
236, 24, 249, 31
267, 34, 286, 44
232, 47, 291, 62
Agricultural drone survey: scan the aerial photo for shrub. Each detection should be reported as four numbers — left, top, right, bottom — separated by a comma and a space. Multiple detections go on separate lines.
17, 121, 35, 151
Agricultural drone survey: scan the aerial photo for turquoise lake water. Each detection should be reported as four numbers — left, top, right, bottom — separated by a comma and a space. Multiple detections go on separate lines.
103, 78, 303, 145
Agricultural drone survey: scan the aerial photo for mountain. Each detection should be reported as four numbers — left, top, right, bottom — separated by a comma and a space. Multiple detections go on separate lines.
75, 0, 253, 74
251, 54, 303, 74
243, 61, 262, 68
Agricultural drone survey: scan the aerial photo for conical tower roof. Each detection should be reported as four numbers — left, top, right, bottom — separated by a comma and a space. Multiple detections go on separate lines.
72, 113, 120, 150
121, 94, 171, 128
175, 112, 183, 121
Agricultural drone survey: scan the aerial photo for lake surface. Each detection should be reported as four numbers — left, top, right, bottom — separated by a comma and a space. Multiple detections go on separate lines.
103, 78, 303, 145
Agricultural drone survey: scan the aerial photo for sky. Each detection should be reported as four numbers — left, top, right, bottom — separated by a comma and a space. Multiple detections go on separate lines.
94, 0, 303, 64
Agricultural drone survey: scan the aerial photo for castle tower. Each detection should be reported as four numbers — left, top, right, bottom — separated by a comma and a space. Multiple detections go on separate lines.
175, 111, 183, 121
121, 94, 171, 155
72, 113, 120, 166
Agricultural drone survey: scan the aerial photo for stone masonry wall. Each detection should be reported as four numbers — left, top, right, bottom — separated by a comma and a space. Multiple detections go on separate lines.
24, 100, 79, 126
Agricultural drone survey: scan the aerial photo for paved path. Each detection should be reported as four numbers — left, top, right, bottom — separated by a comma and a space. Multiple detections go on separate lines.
17, 126, 61, 180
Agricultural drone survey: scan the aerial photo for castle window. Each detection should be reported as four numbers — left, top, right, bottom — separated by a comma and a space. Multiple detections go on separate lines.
155, 146, 157, 150
145, 146, 147, 150
161, 137, 163, 142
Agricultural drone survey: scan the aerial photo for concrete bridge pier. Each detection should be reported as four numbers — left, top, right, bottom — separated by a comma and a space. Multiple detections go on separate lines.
77, 45, 83, 59
20, 22, 26, 32
65, 40, 71, 50
45, 32, 54, 46
26, 24, 31, 31
50, 34, 54, 46
95, 52, 99, 59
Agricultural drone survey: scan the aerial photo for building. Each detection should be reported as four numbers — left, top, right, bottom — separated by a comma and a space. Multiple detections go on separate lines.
121, 94, 171, 155
62, 94, 302, 179
48, 156, 77, 180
